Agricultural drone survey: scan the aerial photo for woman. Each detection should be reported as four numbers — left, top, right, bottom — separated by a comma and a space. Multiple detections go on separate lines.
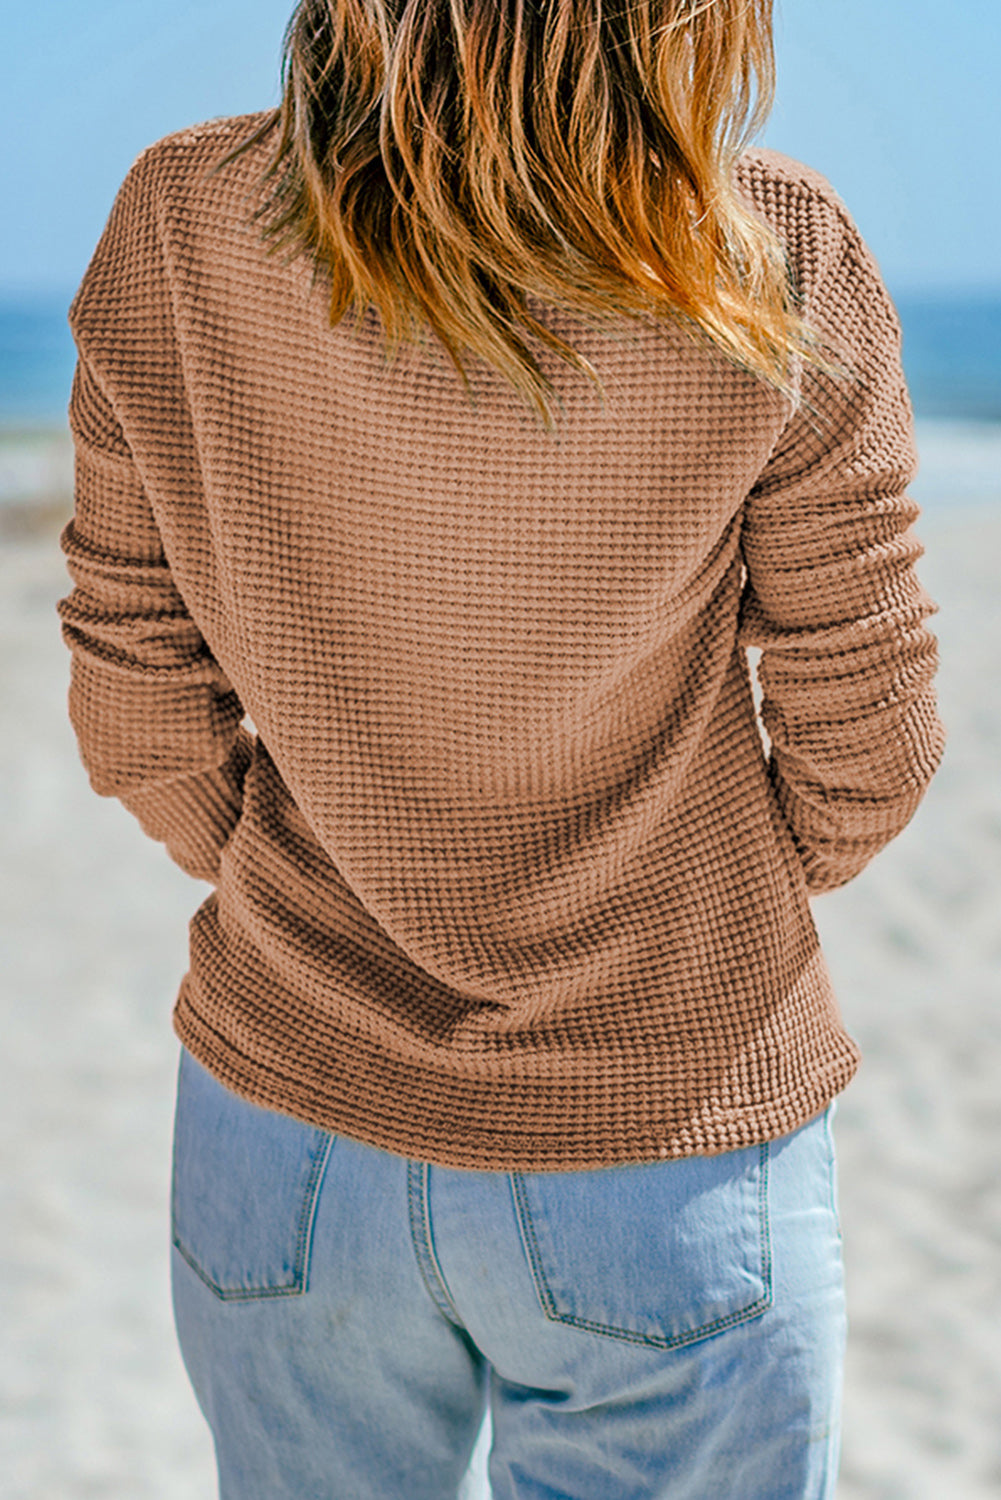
56, 0, 945, 1495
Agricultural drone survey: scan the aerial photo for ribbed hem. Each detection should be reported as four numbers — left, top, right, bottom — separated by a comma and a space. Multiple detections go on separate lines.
171, 956, 861, 1173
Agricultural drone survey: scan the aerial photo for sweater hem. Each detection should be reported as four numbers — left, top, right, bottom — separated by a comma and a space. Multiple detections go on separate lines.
170, 979, 861, 1173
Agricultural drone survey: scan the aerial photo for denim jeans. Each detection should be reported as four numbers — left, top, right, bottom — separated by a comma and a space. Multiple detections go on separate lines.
170, 1045, 846, 1499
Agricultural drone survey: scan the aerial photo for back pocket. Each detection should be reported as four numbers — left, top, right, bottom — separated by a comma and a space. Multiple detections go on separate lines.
510, 1141, 771, 1349
171, 1047, 335, 1301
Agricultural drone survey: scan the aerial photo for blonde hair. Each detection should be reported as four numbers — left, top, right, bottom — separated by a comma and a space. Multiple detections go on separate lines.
210, 0, 849, 432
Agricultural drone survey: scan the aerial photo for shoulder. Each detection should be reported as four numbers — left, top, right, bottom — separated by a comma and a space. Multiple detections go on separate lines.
69, 113, 276, 342
735, 146, 847, 205
733, 146, 865, 301
146, 110, 274, 153
117, 110, 278, 199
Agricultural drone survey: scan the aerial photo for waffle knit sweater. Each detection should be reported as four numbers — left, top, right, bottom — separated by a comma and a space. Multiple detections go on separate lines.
56, 111, 946, 1171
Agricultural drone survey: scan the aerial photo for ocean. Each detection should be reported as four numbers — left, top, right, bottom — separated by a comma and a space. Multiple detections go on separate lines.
1, 290, 999, 517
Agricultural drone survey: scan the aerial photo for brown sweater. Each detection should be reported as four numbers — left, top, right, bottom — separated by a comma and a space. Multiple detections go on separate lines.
56, 112, 945, 1170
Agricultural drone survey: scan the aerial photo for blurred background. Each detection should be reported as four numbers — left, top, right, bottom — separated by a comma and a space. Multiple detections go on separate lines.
1, 2, 999, 1497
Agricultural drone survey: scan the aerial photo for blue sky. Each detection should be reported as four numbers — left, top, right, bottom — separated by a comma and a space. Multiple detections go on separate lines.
4, 0, 999, 299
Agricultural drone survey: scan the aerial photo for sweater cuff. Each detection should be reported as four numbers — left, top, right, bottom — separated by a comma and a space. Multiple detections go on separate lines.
769, 759, 927, 895
118, 725, 255, 884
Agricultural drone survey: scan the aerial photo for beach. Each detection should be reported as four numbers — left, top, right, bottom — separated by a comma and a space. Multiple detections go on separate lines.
2, 423, 999, 1498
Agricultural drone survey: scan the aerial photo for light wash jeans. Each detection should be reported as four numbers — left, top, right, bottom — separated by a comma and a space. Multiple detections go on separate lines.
170, 1045, 846, 1499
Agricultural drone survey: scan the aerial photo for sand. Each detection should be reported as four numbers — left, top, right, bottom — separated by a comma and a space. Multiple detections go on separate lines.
2, 438, 999, 1498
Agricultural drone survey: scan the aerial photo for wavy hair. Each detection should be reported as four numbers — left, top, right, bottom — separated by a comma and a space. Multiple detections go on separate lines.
209, 0, 850, 432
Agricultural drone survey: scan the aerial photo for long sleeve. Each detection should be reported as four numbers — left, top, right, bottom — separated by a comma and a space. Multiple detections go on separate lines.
56, 314, 253, 886
736, 187, 946, 895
